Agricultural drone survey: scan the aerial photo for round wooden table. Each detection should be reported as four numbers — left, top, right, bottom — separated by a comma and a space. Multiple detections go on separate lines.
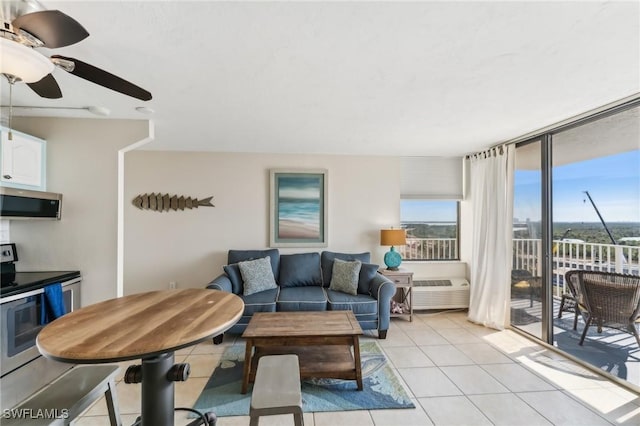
37, 288, 243, 426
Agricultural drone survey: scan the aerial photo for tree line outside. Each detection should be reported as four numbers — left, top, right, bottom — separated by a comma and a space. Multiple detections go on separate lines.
406, 221, 640, 245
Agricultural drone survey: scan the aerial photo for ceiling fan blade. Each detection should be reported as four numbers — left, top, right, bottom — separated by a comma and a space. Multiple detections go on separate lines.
12, 10, 89, 48
26, 74, 62, 99
52, 55, 152, 101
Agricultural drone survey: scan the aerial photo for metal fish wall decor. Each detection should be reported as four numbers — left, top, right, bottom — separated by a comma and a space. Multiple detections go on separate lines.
132, 193, 214, 212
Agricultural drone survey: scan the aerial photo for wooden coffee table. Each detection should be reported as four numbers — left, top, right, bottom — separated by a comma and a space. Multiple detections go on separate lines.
241, 311, 363, 394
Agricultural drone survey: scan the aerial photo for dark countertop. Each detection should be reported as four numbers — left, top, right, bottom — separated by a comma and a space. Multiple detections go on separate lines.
1, 271, 81, 299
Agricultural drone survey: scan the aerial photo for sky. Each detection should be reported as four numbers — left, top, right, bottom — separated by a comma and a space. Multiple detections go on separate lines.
401, 200, 457, 222
402, 150, 639, 224
514, 149, 640, 223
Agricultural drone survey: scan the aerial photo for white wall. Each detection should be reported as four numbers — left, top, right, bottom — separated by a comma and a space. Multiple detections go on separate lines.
10, 117, 150, 306
0, 220, 9, 243
5, 117, 469, 302
123, 151, 401, 294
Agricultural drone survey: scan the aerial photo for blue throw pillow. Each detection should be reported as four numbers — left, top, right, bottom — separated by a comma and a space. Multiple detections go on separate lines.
223, 263, 243, 294
320, 251, 371, 287
279, 253, 322, 287
358, 263, 379, 295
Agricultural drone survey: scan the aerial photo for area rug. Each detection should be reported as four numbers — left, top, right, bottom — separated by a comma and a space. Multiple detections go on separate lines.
192, 340, 415, 417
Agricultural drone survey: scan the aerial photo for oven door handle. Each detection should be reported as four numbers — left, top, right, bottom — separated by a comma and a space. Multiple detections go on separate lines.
1, 278, 80, 304
2, 287, 45, 303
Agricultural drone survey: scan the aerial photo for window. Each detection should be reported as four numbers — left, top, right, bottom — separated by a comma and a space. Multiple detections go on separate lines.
399, 200, 460, 260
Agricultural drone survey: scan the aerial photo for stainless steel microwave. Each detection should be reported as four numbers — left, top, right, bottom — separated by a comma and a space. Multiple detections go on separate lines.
0, 187, 62, 220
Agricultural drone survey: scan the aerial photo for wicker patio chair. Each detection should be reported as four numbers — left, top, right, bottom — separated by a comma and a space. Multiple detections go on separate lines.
572, 270, 640, 347
558, 270, 585, 330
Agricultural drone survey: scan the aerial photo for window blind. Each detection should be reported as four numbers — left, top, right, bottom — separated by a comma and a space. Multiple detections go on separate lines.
400, 157, 464, 199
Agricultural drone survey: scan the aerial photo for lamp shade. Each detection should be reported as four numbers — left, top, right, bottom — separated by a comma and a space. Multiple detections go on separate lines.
380, 229, 406, 246
0, 37, 53, 83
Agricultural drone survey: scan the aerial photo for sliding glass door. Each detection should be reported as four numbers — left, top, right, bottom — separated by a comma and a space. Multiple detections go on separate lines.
510, 102, 640, 388
511, 139, 543, 339
551, 105, 639, 386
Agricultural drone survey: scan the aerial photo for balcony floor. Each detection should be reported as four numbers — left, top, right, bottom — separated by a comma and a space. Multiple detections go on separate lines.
511, 297, 640, 389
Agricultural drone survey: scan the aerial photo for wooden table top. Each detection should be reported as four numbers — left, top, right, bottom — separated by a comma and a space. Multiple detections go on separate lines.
242, 311, 363, 338
37, 289, 244, 363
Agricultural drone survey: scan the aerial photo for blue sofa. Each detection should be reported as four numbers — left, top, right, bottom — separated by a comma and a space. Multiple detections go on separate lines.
207, 249, 396, 341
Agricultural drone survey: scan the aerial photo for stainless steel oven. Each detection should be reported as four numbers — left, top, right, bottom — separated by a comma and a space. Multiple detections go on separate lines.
0, 243, 82, 408
1, 278, 81, 377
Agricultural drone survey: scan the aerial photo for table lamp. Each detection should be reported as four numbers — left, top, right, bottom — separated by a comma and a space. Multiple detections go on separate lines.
380, 229, 407, 270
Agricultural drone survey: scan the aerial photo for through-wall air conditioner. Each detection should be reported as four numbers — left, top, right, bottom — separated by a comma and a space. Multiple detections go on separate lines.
412, 278, 470, 310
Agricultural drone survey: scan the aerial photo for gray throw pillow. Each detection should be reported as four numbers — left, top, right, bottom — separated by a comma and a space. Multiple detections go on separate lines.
228, 249, 280, 277
239, 256, 278, 296
329, 259, 362, 296
321, 251, 371, 286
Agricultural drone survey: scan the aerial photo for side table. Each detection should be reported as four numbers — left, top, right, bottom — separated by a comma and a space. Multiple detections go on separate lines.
380, 268, 414, 322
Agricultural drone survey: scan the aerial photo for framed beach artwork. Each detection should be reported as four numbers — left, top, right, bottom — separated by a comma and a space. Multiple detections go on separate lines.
269, 169, 328, 247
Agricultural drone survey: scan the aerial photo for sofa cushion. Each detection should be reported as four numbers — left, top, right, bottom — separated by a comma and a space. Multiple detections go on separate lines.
239, 256, 278, 296
358, 263, 380, 295
229, 249, 280, 277
277, 286, 327, 311
223, 263, 244, 294
329, 259, 361, 295
326, 289, 378, 316
279, 253, 322, 287
240, 288, 278, 316
321, 251, 371, 286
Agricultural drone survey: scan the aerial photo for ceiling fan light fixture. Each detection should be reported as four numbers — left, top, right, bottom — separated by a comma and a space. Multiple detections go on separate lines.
87, 106, 110, 116
135, 106, 154, 115
0, 37, 53, 83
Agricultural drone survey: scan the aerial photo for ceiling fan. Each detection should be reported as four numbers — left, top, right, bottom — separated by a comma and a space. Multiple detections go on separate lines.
0, 0, 152, 101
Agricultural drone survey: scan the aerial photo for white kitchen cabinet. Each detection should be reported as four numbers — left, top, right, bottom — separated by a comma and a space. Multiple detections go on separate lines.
0, 127, 46, 190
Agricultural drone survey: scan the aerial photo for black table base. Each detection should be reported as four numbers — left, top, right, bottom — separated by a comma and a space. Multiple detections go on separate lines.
127, 352, 216, 426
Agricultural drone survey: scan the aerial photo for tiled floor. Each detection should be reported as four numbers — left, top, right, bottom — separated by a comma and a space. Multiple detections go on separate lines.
76, 311, 640, 425
511, 297, 640, 388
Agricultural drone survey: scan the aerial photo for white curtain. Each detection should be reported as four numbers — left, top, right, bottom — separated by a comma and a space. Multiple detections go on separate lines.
468, 144, 515, 330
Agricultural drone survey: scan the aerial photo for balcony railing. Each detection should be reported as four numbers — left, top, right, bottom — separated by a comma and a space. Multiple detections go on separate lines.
398, 238, 458, 260
513, 238, 640, 297
400, 237, 640, 298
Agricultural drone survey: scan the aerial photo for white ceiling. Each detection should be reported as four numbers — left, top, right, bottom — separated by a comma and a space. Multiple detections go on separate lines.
1, 1, 638, 156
